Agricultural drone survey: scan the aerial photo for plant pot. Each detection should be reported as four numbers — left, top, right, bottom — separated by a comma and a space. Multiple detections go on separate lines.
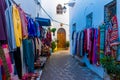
110, 74, 116, 80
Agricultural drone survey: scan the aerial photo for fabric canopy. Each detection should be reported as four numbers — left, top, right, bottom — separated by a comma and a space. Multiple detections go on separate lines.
35, 17, 51, 26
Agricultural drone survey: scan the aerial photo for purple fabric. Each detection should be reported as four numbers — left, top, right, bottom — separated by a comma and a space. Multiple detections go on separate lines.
0, 0, 7, 41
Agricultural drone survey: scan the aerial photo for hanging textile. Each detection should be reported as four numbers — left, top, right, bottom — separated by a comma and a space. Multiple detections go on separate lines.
12, 5, 22, 47
13, 47, 22, 79
18, 7, 28, 39
0, 0, 7, 41
76, 32, 81, 57
5, 0, 17, 51
97, 28, 100, 65
46, 28, 52, 47
0, 45, 10, 80
27, 17, 36, 37
110, 15, 118, 43
23, 39, 34, 73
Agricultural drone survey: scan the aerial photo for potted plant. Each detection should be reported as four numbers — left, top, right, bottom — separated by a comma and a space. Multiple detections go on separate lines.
51, 41, 56, 52
65, 41, 69, 50
101, 56, 120, 80
50, 28, 56, 36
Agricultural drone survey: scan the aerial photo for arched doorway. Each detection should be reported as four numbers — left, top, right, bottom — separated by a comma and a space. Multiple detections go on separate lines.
57, 28, 66, 49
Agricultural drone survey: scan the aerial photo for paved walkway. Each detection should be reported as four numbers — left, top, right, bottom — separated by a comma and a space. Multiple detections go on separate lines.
40, 50, 102, 80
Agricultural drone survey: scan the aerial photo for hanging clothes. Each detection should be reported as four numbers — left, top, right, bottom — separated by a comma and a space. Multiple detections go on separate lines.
18, 7, 28, 39
0, 0, 7, 41
83, 29, 87, 53
97, 28, 100, 65
27, 17, 36, 37
92, 29, 98, 64
76, 32, 81, 57
79, 31, 84, 56
5, 5, 17, 51
13, 47, 22, 79
23, 39, 34, 73
110, 15, 118, 43
34, 21, 40, 37
46, 29, 52, 47
0, 45, 10, 80
2, 44, 12, 74
12, 5, 22, 47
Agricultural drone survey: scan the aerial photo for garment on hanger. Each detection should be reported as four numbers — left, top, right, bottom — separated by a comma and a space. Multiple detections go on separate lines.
0, 45, 10, 80
27, 17, 36, 37
0, 0, 7, 41
5, 5, 17, 51
12, 5, 22, 47
18, 7, 28, 39
23, 39, 34, 73
13, 47, 22, 79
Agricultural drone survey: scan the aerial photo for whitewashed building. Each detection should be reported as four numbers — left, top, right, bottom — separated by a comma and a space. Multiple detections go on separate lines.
40, 0, 70, 49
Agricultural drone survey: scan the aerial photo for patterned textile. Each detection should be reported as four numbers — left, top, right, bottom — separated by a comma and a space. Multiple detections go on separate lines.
2, 44, 12, 73
0, 45, 10, 80
110, 15, 118, 42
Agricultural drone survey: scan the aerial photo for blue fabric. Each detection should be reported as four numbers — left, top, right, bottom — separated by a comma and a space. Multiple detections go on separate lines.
5, 0, 16, 51
5, 6, 16, 51
27, 17, 36, 37
35, 21, 40, 37
35, 17, 51, 26
23, 39, 34, 73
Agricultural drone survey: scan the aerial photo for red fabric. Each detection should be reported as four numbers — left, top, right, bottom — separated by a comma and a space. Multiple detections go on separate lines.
97, 28, 100, 65
2, 44, 12, 73
110, 15, 118, 42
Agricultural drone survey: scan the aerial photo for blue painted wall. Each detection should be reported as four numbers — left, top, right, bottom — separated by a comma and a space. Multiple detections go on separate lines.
69, 0, 120, 78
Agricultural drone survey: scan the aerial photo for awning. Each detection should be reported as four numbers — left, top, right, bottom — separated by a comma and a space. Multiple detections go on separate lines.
35, 17, 51, 26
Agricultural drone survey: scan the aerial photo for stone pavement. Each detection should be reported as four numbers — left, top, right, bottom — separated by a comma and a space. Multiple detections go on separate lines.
40, 50, 102, 80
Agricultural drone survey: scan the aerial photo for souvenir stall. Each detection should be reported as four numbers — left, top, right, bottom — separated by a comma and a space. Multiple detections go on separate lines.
0, 0, 51, 80
72, 14, 119, 79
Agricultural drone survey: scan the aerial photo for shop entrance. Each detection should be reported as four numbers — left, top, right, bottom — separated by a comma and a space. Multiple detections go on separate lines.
57, 28, 66, 49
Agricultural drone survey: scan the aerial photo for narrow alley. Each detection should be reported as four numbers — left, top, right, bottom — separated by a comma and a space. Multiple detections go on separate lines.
41, 51, 102, 80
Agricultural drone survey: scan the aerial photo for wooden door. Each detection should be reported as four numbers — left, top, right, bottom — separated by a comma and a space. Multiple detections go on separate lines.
57, 28, 66, 49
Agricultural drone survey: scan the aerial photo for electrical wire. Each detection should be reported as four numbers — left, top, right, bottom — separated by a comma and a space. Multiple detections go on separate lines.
38, 2, 69, 26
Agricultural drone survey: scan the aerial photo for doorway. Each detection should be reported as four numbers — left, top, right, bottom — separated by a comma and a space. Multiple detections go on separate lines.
57, 28, 66, 49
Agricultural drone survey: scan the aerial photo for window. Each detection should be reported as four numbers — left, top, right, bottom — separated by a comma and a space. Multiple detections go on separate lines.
56, 4, 63, 14
86, 13, 93, 28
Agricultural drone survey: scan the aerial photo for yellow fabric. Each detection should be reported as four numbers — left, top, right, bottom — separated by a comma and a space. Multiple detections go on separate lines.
12, 5, 22, 47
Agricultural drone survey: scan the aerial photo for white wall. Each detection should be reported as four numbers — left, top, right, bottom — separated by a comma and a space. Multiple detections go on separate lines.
14, 0, 41, 18
41, 0, 70, 41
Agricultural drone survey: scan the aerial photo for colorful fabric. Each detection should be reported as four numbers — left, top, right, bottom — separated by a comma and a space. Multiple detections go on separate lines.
23, 39, 34, 73
97, 28, 100, 65
27, 17, 36, 37
0, 45, 10, 80
0, 0, 7, 41
5, 5, 16, 51
110, 15, 118, 42
18, 7, 28, 39
12, 5, 22, 47
2, 44, 12, 73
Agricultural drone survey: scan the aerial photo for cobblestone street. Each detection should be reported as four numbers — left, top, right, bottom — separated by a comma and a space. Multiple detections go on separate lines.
41, 51, 102, 80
